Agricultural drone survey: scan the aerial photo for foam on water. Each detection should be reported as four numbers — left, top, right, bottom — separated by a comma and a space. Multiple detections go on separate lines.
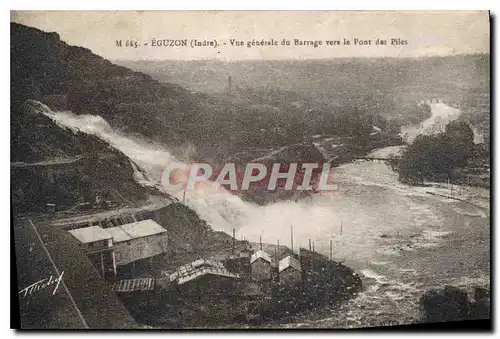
361, 269, 388, 283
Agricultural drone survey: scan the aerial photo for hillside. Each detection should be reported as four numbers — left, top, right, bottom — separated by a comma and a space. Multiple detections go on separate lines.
11, 22, 243, 162
10, 22, 237, 248
11, 23, 192, 148
117, 55, 490, 107
11, 101, 152, 214
11, 22, 410, 166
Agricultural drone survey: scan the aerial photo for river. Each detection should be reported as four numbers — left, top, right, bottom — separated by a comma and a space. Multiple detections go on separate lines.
42, 101, 490, 328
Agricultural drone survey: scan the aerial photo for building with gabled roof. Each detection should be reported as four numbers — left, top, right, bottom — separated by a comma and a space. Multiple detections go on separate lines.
250, 249, 271, 264
250, 249, 272, 282
279, 255, 302, 284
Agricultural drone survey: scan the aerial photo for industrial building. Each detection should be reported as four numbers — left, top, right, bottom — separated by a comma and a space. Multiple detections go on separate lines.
68, 219, 168, 277
278, 255, 302, 284
250, 250, 272, 282
104, 219, 168, 266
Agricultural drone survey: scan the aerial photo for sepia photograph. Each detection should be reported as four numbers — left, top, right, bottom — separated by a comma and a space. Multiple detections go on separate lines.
10, 10, 491, 330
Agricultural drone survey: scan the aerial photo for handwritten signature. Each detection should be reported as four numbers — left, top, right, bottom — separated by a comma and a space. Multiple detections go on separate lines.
18, 271, 65, 298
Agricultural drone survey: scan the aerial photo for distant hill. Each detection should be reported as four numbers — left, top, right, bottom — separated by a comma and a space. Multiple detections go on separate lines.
118, 55, 490, 154
116, 55, 489, 107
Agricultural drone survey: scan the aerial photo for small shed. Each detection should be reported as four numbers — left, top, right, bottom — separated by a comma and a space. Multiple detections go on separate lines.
250, 250, 272, 281
279, 255, 302, 284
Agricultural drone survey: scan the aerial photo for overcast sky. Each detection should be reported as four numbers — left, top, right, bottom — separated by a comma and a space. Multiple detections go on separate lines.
11, 11, 490, 61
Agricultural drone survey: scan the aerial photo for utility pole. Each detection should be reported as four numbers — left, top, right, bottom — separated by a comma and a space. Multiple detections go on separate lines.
312, 242, 315, 270
182, 184, 187, 203
100, 252, 105, 277
290, 225, 294, 253
298, 246, 302, 268
309, 238, 311, 252
340, 221, 343, 236
232, 228, 235, 255
276, 239, 280, 281
260, 235, 262, 250
277, 239, 280, 260
330, 239, 333, 261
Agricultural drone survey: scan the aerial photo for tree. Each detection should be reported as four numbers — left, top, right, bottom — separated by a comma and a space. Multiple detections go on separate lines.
397, 121, 475, 185
445, 120, 474, 148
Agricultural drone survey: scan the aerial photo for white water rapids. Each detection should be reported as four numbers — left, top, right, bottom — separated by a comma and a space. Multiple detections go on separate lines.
42, 102, 489, 328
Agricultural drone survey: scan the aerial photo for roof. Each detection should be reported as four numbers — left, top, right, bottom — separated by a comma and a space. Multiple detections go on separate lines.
105, 219, 166, 243
68, 226, 112, 244
177, 267, 239, 285
105, 227, 132, 242
250, 250, 272, 264
169, 259, 225, 281
279, 255, 302, 273
168, 259, 239, 285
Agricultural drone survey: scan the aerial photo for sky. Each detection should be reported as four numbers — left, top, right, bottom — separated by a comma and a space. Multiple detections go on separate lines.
11, 11, 490, 61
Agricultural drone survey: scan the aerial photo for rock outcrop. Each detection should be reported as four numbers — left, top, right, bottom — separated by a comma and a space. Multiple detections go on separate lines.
419, 285, 490, 323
